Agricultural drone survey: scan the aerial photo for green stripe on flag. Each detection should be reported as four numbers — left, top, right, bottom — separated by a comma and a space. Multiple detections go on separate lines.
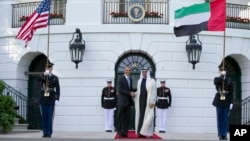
174, 12, 210, 27
175, 2, 210, 19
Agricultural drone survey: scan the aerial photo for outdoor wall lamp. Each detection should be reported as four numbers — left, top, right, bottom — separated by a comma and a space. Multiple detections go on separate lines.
186, 34, 202, 70
69, 28, 85, 69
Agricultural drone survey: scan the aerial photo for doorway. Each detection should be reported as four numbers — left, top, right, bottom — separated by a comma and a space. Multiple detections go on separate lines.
222, 56, 242, 125
27, 54, 49, 129
114, 52, 155, 130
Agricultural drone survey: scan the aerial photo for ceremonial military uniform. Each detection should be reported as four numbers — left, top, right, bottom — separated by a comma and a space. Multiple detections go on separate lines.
156, 80, 172, 133
212, 66, 233, 140
101, 80, 117, 132
39, 63, 60, 138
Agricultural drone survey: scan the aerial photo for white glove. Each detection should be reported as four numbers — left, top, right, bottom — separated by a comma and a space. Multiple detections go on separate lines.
230, 104, 233, 110
44, 70, 49, 75
55, 100, 59, 105
221, 71, 226, 76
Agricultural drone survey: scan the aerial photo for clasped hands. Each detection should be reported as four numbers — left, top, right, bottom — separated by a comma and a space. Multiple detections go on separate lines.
130, 91, 135, 97
129, 91, 154, 108
149, 103, 154, 109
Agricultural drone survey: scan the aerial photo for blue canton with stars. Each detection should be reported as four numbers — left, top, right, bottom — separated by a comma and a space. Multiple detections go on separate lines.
36, 0, 51, 14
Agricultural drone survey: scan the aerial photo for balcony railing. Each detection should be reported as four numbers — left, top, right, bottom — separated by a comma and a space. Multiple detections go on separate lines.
103, 0, 169, 24
226, 3, 250, 30
11, 1, 250, 30
103, 1, 250, 30
12, 0, 66, 28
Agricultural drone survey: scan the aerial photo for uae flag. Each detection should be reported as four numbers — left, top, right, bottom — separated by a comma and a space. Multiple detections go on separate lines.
174, 0, 225, 37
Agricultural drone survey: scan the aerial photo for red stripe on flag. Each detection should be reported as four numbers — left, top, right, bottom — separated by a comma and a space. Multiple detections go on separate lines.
16, 0, 50, 48
16, 12, 49, 43
208, 0, 226, 31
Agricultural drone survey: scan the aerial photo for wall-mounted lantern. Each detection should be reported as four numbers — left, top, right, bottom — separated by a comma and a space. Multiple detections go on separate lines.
186, 34, 202, 70
69, 28, 85, 69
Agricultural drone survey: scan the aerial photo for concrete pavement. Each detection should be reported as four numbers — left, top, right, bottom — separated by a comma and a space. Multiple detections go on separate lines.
0, 130, 226, 141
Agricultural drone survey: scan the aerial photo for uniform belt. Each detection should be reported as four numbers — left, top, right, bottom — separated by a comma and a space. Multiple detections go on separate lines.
158, 97, 168, 100
41, 88, 55, 91
218, 90, 229, 94
104, 97, 114, 100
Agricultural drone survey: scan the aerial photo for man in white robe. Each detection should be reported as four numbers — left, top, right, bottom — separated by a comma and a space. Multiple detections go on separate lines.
134, 68, 157, 138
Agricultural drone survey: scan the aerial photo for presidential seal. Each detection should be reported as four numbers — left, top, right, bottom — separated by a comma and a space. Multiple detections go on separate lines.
128, 4, 145, 22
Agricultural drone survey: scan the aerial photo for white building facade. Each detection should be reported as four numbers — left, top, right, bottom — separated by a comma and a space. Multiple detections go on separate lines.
0, 0, 250, 133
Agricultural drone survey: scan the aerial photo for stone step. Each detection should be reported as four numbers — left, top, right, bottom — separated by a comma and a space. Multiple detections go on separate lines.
14, 118, 19, 124
12, 124, 28, 131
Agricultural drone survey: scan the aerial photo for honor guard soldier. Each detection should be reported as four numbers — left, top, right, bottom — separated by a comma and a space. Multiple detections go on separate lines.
212, 65, 233, 140
156, 80, 172, 133
38, 63, 60, 138
101, 80, 117, 132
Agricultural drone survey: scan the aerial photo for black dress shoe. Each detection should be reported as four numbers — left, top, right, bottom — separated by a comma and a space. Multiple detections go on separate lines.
42, 134, 47, 138
222, 136, 227, 140
122, 133, 128, 137
136, 134, 145, 138
47, 135, 51, 138
219, 136, 227, 140
108, 130, 112, 132
117, 132, 123, 137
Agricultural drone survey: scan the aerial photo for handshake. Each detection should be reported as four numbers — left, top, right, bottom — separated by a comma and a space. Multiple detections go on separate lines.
131, 88, 137, 97
130, 91, 135, 97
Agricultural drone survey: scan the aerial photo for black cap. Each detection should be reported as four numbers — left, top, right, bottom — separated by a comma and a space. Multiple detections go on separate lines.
218, 64, 227, 71
160, 80, 166, 83
46, 63, 54, 68
106, 79, 112, 83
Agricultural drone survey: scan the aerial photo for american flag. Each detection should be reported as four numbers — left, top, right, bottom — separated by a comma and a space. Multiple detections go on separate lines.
16, 0, 51, 48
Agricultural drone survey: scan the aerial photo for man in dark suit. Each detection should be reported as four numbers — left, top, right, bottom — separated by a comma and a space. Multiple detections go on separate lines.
212, 65, 233, 140
117, 67, 135, 137
39, 63, 60, 138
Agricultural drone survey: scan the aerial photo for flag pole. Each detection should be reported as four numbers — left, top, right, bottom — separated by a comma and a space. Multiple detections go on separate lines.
47, 21, 50, 67
221, 13, 226, 99
45, 21, 50, 91
45, 1, 51, 93
222, 0, 226, 70
47, 0, 51, 67
222, 30, 226, 69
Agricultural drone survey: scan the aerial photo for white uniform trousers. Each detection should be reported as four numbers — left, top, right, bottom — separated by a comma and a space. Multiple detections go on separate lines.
103, 108, 114, 131
157, 108, 167, 131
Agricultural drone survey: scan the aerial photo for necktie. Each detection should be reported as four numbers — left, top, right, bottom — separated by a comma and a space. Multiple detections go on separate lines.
127, 77, 130, 88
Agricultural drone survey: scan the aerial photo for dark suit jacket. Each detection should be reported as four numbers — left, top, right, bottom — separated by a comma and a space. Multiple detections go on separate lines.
117, 75, 134, 107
